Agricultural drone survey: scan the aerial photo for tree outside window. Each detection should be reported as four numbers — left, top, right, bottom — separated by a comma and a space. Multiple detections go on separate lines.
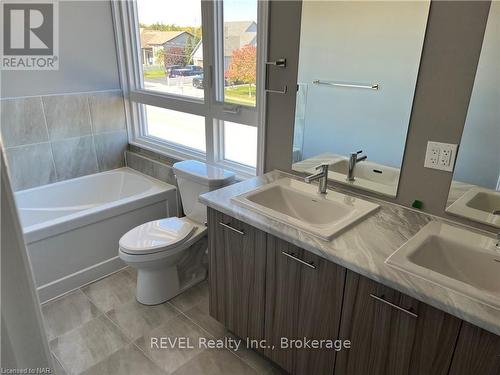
225, 44, 257, 106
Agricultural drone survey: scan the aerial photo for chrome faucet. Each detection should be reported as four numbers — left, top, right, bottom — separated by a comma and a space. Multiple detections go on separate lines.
347, 150, 367, 181
304, 163, 329, 194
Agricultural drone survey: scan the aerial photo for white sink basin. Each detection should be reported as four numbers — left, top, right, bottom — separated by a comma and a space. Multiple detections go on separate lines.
232, 177, 379, 240
386, 221, 500, 309
447, 187, 500, 228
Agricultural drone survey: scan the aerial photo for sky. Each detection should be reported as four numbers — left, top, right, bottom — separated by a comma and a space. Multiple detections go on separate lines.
137, 0, 257, 27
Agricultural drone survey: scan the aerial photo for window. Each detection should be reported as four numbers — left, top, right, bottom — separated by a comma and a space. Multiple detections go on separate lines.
145, 106, 206, 152
137, 0, 203, 100
221, 0, 258, 107
112, 0, 267, 176
220, 121, 257, 167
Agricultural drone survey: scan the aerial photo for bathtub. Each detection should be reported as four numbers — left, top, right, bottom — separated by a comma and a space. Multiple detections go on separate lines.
15, 168, 177, 303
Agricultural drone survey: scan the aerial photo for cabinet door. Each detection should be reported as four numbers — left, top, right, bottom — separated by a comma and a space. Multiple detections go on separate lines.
265, 235, 346, 374
294, 248, 346, 375
264, 236, 303, 372
448, 322, 500, 375
207, 208, 267, 341
334, 270, 461, 375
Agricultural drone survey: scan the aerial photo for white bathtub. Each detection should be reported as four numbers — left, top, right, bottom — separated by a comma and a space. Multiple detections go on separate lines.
15, 168, 177, 302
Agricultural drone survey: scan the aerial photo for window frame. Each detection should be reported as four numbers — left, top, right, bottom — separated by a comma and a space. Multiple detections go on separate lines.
111, 0, 268, 176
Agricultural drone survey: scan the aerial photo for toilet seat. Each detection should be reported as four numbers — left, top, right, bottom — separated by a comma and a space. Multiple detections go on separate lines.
119, 217, 195, 255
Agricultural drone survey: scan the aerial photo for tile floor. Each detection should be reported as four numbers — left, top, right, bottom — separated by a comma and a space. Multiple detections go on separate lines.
42, 268, 282, 375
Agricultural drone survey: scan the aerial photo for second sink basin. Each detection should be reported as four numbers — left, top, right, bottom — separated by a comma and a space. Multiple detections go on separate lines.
232, 177, 379, 240
386, 221, 500, 309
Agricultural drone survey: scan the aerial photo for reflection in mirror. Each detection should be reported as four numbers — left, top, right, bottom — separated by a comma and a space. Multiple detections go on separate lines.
446, 2, 499, 228
291, 1, 430, 197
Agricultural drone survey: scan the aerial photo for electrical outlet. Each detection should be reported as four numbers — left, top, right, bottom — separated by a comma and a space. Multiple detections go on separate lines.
439, 148, 452, 167
428, 145, 441, 167
424, 141, 458, 172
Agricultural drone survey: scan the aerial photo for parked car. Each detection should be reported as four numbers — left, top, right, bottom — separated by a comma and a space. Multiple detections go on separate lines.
192, 74, 204, 89
192, 75, 234, 89
169, 65, 203, 78
166, 65, 183, 76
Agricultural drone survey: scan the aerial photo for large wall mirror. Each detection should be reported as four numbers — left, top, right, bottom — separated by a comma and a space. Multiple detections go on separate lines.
446, 2, 499, 228
291, 1, 430, 197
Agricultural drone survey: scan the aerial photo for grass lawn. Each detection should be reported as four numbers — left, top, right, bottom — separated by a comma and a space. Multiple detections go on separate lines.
224, 85, 256, 106
143, 69, 166, 78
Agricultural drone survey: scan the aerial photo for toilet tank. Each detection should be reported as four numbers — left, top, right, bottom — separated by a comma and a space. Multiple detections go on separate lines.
173, 160, 235, 224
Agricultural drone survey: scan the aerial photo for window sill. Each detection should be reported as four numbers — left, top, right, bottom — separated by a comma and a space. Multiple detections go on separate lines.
129, 137, 256, 181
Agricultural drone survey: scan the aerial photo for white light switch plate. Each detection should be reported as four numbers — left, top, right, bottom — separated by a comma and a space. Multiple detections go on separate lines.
424, 141, 458, 172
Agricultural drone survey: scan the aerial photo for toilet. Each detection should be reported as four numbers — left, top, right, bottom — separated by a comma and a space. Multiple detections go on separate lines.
118, 160, 235, 305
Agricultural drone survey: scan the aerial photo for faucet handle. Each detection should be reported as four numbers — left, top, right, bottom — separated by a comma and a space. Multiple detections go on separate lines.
315, 162, 329, 171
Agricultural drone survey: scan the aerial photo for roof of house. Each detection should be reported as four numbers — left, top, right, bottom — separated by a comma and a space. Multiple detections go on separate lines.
192, 41, 203, 59
140, 29, 191, 48
175, 21, 257, 59
223, 21, 257, 57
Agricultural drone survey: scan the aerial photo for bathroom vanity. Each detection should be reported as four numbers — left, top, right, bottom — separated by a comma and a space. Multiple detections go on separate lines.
201, 171, 500, 375
202, 4, 500, 370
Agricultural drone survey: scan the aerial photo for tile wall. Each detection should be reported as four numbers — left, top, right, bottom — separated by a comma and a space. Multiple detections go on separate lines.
1, 90, 128, 191
125, 147, 178, 186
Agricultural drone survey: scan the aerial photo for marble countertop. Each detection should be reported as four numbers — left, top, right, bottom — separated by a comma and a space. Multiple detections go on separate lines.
200, 170, 500, 336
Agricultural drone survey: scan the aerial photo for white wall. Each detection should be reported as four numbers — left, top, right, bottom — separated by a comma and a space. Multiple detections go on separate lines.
453, 1, 499, 189
296, 1, 429, 168
1, 1, 120, 98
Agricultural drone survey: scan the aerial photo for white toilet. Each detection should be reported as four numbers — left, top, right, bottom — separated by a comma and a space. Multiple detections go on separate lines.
118, 160, 235, 305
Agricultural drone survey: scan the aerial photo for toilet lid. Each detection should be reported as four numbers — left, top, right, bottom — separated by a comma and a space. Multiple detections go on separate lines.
119, 218, 195, 255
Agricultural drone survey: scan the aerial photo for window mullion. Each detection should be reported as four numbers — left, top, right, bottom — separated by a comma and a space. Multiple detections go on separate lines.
129, 91, 206, 116
201, 0, 215, 163
126, 1, 144, 91
255, 0, 269, 175
212, 1, 225, 104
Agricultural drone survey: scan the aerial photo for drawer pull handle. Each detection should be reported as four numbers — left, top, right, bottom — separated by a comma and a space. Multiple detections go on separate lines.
370, 294, 418, 318
281, 251, 316, 269
219, 222, 245, 236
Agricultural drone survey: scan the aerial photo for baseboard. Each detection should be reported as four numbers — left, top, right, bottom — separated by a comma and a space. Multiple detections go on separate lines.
37, 256, 126, 303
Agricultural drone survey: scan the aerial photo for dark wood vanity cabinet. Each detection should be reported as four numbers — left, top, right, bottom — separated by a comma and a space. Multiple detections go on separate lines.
448, 322, 500, 375
207, 208, 500, 375
335, 270, 462, 375
207, 208, 267, 342
264, 235, 346, 374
